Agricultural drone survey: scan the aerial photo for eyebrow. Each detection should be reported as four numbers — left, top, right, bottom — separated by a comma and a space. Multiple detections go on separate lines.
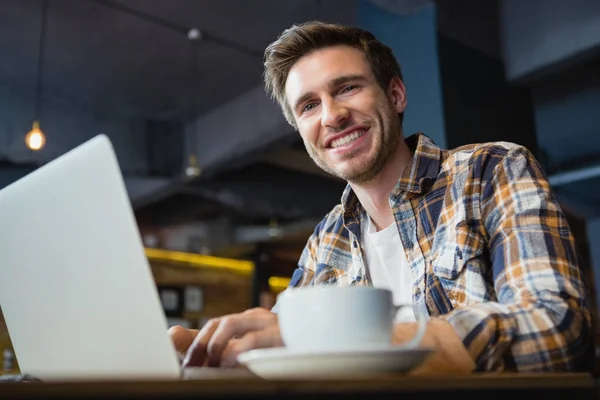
292, 74, 368, 114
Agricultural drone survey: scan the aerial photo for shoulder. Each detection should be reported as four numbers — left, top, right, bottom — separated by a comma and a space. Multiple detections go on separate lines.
442, 140, 539, 179
311, 204, 346, 240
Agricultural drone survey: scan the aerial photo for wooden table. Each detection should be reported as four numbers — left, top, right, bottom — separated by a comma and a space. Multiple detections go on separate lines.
0, 372, 596, 400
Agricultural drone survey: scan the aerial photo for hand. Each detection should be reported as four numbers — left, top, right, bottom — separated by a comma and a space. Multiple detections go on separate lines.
170, 307, 283, 369
393, 318, 475, 374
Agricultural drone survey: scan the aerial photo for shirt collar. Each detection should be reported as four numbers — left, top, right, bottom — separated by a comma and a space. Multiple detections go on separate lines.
340, 133, 443, 214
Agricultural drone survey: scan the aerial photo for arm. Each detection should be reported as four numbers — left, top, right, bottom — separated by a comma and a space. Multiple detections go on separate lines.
437, 146, 593, 372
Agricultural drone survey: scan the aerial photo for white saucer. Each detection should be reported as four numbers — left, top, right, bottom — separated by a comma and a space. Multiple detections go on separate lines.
237, 345, 434, 380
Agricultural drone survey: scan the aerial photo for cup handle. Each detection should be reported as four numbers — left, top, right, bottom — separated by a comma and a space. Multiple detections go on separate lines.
394, 306, 427, 349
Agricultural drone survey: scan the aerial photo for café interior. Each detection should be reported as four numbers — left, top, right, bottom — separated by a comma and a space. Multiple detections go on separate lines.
1, 0, 600, 398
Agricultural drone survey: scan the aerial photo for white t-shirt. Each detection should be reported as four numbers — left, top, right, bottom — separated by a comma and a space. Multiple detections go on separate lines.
362, 216, 416, 322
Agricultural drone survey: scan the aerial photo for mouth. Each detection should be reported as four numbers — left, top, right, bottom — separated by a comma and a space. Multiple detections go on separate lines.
326, 127, 368, 149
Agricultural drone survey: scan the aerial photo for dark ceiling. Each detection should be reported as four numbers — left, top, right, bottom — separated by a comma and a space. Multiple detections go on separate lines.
0, 0, 356, 123
0, 0, 357, 241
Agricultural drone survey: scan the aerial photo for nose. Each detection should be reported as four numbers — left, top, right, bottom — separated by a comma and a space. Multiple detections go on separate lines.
321, 99, 349, 129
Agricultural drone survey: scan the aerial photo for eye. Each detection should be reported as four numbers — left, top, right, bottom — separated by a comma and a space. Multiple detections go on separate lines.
301, 102, 317, 113
341, 85, 358, 93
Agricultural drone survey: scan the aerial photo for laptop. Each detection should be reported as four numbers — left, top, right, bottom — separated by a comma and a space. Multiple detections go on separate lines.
0, 134, 183, 381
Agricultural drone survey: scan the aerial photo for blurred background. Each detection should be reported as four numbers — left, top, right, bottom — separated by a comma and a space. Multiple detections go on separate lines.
1, 0, 600, 374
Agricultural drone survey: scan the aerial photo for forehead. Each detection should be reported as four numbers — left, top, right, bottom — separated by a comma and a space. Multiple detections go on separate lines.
285, 45, 373, 103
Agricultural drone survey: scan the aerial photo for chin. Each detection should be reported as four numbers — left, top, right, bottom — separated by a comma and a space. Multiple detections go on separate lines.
333, 166, 369, 182
317, 150, 377, 181
342, 159, 383, 182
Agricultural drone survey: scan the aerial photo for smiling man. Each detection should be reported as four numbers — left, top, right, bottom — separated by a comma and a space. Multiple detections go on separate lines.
170, 21, 594, 373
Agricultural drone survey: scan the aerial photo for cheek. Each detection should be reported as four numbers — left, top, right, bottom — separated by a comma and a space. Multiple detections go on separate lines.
298, 122, 320, 146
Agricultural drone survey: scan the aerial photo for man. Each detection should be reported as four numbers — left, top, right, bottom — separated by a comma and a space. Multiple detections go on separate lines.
170, 21, 593, 372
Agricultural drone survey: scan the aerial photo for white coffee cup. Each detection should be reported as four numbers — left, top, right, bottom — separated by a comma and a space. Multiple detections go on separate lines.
276, 286, 426, 352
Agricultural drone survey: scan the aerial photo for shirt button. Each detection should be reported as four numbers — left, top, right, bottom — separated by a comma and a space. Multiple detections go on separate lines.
415, 288, 422, 299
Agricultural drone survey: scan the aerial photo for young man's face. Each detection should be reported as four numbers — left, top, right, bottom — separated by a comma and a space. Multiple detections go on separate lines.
285, 45, 407, 183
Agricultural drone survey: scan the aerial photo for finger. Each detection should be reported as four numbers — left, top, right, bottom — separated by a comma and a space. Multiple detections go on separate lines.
219, 339, 243, 369
182, 318, 221, 368
206, 312, 276, 367
242, 307, 267, 315
220, 326, 283, 368
168, 326, 199, 355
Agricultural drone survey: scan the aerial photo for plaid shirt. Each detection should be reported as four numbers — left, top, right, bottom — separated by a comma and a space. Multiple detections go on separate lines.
278, 133, 593, 372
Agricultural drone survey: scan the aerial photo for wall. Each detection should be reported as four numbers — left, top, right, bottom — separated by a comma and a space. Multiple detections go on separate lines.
527, 54, 600, 219
586, 219, 600, 314
531, 63, 600, 170
438, 35, 538, 152
357, 0, 447, 148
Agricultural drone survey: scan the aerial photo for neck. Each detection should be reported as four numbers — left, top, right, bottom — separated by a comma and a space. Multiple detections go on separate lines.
350, 139, 412, 231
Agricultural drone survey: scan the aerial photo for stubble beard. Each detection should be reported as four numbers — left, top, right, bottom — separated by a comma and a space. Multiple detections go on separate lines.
305, 101, 402, 184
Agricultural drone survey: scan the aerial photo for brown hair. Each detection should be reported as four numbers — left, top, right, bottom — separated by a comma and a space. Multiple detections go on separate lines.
263, 20, 404, 129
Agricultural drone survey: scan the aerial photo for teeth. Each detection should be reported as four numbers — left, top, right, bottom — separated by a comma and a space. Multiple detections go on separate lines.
331, 130, 365, 149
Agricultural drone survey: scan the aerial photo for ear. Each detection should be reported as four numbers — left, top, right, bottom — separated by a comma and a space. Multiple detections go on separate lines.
387, 76, 407, 114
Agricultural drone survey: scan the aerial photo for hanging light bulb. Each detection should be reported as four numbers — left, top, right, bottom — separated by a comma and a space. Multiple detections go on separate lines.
27, 0, 49, 153
25, 120, 46, 151
185, 153, 201, 178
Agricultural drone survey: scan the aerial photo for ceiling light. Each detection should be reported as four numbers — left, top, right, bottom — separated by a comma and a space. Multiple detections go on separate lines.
185, 154, 201, 178
27, 0, 49, 153
25, 121, 46, 151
